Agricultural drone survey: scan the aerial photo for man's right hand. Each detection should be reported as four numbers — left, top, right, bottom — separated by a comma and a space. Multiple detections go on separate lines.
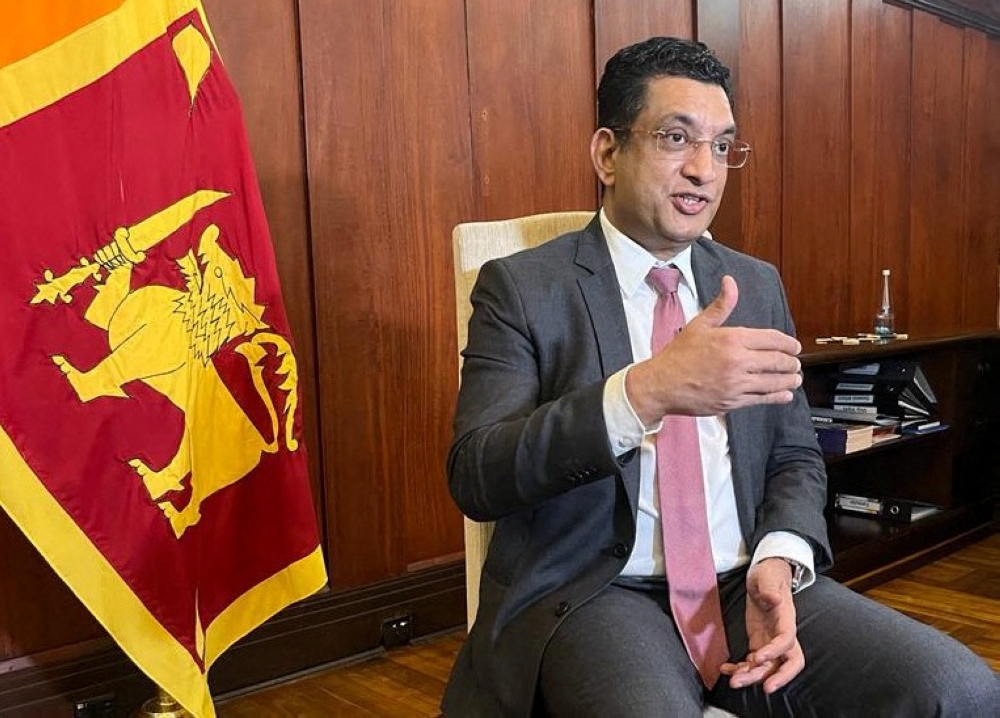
625, 275, 803, 425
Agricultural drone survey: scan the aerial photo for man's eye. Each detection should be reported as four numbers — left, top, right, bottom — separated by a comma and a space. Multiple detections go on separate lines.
714, 140, 731, 154
662, 132, 688, 147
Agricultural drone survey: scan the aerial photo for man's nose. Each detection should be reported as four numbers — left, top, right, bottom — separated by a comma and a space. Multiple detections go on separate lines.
681, 141, 719, 184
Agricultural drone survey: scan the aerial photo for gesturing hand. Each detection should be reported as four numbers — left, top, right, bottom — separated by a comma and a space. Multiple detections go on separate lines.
721, 558, 804, 694
626, 275, 803, 426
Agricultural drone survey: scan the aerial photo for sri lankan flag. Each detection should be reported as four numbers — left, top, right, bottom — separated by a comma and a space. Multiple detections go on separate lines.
0, 1, 328, 715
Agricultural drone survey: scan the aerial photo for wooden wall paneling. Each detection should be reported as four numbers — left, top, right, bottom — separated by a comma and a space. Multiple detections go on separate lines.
465, 0, 597, 220
780, 0, 852, 341
0, 513, 103, 661
594, 0, 695, 76
984, 40, 1000, 331
300, 0, 472, 589
734, 0, 783, 267
909, 13, 968, 336
959, 30, 999, 330
696, 0, 743, 255
849, 0, 913, 335
202, 0, 326, 541
380, 0, 473, 574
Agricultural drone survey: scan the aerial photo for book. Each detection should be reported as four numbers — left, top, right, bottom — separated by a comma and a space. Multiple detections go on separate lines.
871, 421, 901, 444
830, 402, 880, 416
841, 362, 880, 376
810, 407, 897, 425
911, 365, 938, 405
813, 421, 875, 454
831, 393, 876, 404
899, 419, 947, 435
834, 381, 875, 392
896, 396, 932, 417
828, 359, 939, 419
833, 493, 943, 523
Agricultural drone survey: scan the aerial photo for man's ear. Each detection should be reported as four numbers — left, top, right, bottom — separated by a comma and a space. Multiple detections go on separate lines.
590, 127, 618, 188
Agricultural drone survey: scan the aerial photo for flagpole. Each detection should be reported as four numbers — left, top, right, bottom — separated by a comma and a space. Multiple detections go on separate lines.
138, 688, 192, 718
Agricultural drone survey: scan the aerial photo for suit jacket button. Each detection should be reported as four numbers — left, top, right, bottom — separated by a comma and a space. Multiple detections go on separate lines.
555, 601, 571, 617
613, 542, 628, 558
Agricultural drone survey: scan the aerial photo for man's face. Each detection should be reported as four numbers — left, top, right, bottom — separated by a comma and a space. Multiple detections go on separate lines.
592, 76, 735, 260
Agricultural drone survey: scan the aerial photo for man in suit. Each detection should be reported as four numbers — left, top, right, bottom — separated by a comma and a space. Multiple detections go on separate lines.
443, 36, 999, 717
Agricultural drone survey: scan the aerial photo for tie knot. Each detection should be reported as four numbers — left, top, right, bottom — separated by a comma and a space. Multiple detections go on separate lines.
648, 265, 682, 296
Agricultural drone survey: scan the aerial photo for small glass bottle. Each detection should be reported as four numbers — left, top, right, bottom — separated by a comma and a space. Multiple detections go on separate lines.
874, 268, 895, 337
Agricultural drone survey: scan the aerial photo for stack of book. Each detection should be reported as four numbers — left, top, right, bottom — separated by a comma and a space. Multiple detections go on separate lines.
811, 419, 875, 455
809, 358, 946, 453
828, 359, 939, 421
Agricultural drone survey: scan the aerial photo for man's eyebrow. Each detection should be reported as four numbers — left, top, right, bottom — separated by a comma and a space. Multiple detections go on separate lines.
654, 113, 737, 136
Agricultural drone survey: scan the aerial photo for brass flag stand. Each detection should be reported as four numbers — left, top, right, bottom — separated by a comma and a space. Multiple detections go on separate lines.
138, 688, 192, 718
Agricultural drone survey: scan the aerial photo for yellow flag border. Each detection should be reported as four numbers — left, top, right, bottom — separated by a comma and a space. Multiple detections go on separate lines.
0, 425, 326, 717
0, 0, 215, 128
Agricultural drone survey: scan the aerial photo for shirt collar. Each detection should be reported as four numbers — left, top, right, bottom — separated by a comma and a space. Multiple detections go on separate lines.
600, 209, 696, 299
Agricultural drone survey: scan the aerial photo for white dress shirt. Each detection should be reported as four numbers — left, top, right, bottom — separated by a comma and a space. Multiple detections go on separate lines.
599, 210, 815, 588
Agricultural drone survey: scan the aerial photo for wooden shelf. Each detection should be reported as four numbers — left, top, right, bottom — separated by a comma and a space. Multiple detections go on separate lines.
803, 333, 999, 587
821, 428, 950, 465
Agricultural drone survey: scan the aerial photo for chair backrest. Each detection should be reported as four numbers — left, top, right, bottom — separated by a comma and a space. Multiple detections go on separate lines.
452, 211, 593, 628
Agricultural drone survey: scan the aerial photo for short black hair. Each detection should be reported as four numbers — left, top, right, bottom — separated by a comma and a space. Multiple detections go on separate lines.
597, 37, 733, 143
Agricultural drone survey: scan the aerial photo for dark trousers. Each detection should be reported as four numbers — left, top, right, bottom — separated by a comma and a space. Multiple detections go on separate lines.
538, 571, 1000, 717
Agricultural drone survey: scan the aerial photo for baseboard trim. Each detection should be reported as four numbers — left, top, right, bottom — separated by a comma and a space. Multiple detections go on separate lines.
0, 563, 465, 716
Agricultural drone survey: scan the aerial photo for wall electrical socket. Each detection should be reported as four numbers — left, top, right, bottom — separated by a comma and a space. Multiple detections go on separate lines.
74, 695, 116, 718
380, 614, 413, 649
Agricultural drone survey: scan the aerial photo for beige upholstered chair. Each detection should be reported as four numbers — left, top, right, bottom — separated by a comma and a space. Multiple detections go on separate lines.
452, 211, 594, 629
451, 213, 737, 718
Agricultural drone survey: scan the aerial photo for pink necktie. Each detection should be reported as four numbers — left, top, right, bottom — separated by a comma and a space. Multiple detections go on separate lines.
648, 265, 729, 688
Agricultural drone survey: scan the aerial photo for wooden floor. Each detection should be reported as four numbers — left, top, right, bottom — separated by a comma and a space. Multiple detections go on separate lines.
217, 532, 1000, 717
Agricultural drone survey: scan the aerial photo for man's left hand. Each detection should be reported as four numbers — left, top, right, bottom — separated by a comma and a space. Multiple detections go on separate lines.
720, 557, 804, 693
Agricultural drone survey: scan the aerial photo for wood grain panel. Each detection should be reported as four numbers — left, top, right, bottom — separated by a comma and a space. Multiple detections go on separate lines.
735, 0, 783, 267
0, 512, 102, 660
909, 14, 967, 337
849, 0, 913, 335
300, 0, 471, 588
466, 0, 596, 220
380, 1, 472, 573
984, 41, 1000, 331
594, 0, 694, 77
781, 0, 852, 341
960, 30, 1000, 330
202, 0, 325, 542
696, 0, 743, 254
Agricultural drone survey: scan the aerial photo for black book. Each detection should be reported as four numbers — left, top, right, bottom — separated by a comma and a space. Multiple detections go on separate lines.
833, 493, 942, 523
831, 359, 938, 416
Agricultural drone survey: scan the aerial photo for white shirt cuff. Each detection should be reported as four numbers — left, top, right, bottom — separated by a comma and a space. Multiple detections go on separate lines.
752, 531, 816, 592
603, 365, 660, 456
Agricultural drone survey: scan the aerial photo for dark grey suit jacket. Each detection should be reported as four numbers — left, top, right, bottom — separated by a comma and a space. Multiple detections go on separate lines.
443, 216, 832, 717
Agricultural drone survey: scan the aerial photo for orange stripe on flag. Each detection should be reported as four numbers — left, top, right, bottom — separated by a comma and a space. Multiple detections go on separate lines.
0, 0, 129, 69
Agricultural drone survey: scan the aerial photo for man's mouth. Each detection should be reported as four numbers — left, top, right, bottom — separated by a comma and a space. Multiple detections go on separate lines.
671, 193, 710, 215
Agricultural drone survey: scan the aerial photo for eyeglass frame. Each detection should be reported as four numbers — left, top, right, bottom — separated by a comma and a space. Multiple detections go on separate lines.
609, 127, 752, 169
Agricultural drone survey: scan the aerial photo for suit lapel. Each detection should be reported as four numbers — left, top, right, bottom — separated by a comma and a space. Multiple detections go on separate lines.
574, 219, 639, 514
574, 220, 633, 377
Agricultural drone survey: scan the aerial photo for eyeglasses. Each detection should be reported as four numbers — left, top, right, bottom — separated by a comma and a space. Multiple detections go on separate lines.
616, 128, 752, 169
